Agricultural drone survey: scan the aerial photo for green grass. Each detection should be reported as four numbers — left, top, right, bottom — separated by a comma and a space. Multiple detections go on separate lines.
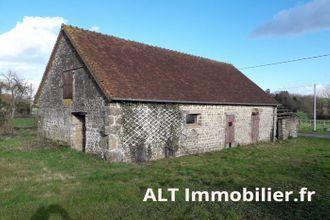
12, 117, 37, 128
299, 121, 330, 135
0, 129, 329, 219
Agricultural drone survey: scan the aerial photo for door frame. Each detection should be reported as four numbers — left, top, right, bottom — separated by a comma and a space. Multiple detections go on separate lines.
71, 112, 86, 152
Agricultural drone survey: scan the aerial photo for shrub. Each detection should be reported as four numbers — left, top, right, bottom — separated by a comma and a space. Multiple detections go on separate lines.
0, 111, 14, 135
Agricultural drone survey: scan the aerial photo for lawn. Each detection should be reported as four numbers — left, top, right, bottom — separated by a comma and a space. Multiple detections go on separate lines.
0, 128, 329, 219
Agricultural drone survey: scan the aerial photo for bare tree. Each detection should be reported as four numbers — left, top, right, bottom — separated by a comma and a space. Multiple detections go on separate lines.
0, 71, 29, 119
321, 85, 330, 119
27, 83, 34, 115
321, 85, 330, 99
0, 81, 4, 107
0, 80, 5, 119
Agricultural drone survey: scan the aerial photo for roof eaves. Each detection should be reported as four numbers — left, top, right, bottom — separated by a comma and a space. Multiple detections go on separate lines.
111, 97, 279, 107
230, 65, 279, 105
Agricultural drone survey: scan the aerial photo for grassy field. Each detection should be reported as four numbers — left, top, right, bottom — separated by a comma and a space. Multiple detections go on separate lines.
0, 128, 329, 219
299, 120, 330, 135
12, 117, 37, 128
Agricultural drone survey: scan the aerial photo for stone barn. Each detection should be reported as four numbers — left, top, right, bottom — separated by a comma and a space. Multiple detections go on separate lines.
35, 25, 283, 162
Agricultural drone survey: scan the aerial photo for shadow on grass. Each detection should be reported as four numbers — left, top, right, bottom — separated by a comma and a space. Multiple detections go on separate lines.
31, 204, 71, 220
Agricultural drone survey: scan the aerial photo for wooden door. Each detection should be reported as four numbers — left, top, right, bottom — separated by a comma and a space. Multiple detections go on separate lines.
225, 115, 235, 147
63, 71, 73, 99
251, 113, 259, 143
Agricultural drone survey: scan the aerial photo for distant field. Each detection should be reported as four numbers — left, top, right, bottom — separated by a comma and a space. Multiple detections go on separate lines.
12, 117, 37, 128
0, 128, 329, 219
299, 120, 330, 135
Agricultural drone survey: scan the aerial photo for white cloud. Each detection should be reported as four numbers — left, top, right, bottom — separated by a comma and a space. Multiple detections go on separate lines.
0, 16, 66, 93
251, 0, 330, 37
89, 26, 100, 32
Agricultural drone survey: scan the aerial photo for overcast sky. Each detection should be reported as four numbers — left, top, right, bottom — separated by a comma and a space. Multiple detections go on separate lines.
0, 0, 329, 95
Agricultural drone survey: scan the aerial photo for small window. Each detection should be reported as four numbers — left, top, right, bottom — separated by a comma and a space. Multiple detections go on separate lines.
186, 114, 200, 125
63, 71, 73, 99
252, 108, 259, 116
228, 122, 233, 126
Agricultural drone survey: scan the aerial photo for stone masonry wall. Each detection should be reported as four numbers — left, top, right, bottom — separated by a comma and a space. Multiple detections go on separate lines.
277, 117, 299, 140
178, 105, 275, 155
106, 102, 276, 163
38, 34, 109, 155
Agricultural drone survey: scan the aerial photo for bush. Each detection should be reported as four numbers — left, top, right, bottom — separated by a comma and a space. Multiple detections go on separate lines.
295, 111, 309, 120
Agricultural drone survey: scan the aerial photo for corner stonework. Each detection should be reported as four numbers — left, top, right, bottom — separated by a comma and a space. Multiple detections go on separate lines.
105, 103, 124, 162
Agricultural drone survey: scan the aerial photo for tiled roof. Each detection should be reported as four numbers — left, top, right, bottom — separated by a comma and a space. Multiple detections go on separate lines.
37, 25, 278, 106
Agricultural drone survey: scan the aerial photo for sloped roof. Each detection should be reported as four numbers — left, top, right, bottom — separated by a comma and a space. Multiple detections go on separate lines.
36, 25, 278, 106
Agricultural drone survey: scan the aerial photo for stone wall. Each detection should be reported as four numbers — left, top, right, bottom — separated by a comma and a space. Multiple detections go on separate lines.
38, 33, 109, 155
179, 105, 275, 154
277, 117, 299, 140
105, 102, 276, 162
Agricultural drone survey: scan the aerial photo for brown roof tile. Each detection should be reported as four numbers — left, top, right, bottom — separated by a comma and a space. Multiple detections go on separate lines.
37, 25, 278, 106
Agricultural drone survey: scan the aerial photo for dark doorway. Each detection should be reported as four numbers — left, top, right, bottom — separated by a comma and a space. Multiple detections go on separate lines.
71, 113, 86, 152
225, 115, 235, 148
251, 112, 260, 143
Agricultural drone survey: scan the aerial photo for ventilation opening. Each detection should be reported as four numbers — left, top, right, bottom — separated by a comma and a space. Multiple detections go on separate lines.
186, 113, 200, 125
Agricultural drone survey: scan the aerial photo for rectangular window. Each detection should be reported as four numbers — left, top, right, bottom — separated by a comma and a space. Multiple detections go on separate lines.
186, 114, 200, 125
63, 71, 73, 99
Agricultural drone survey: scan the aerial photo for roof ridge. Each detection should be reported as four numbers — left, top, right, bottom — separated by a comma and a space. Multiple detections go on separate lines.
62, 24, 233, 67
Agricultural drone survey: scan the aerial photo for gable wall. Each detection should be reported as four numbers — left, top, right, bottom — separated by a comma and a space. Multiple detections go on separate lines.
38, 34, 109, 154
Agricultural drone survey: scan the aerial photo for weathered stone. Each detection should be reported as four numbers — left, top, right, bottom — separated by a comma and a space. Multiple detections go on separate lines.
277, 118, 299, 140
108, 116, 114, 125
38, 34, 108, 155
115, 116, 122, 125
107, 149, 124, 162
108, 134, 118, 149
104, 125, 111, 135
111, 125, 122, 135
110, 106, 121, 116
113, 103, 279, 163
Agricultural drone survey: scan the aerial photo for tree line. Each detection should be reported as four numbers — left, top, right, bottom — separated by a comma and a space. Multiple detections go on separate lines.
272, 88, 330, 120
